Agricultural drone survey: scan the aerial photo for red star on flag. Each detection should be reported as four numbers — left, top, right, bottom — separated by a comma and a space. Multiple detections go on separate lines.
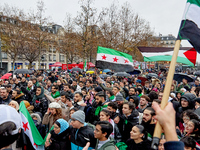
124, 59, 129, 63
22, 122, 29, 131
34, 143, 38, 148
113, 57, 118, 62
102, 55, 107, 60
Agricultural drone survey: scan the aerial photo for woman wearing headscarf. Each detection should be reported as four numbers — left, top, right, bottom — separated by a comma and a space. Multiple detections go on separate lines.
32, 86, 49, 116
45, 119, 71, 150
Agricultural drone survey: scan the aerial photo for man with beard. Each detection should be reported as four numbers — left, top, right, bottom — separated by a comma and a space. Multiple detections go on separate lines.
73, 92, 85, 111
126, 87, 136, 100
51, 85, 60, 99
4, 84, 12, 97
138, 95, 150, 112
72, 79, 81, 92
94, 92, 108, 116
141, 107, 156, 139
0, 88, 11, 105
107, 102, 119, 122
86, 91, 108, 124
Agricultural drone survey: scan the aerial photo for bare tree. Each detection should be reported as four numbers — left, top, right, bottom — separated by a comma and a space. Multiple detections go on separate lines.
0, 5, 28, 70
27, 0, 50, 69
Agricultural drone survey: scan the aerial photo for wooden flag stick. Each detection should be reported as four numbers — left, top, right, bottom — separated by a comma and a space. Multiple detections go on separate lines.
151, 40, 181, 149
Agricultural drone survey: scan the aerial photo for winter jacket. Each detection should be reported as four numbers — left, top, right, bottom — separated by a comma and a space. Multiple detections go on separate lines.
33, 96, 49, 116
42, 113, 54, 131
13, 93, 25, 104
95, 138, 116, 150
177, 93, 196, 122
0, 96, 11, 105
48, 128, 71, 150
118, 110, 139, 142
164, 141, 184, 150
126, 139, 152, 150
70, 124, 96, 150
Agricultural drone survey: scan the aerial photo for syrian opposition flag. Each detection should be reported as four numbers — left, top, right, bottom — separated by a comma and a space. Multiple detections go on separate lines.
177, 0, 200, 53
19, 101, 44, 150
96, 46, 134, 72
138, 47, 197, 67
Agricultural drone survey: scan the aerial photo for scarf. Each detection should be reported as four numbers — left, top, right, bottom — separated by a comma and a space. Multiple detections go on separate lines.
109, 119, 115, 139
55, 119, 69, 134
32, 87, 44, 103
51, 91, 60, 99
95, 105, 108, 116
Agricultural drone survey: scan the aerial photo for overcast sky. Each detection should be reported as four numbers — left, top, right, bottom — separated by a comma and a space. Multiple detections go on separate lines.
0, 0, 191, 47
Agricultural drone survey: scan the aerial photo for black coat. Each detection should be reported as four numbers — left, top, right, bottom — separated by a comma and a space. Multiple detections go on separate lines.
48, 128, 71, 150
33, 96, 49, 116
126, 139, 153, 150
118, 110, 139, 142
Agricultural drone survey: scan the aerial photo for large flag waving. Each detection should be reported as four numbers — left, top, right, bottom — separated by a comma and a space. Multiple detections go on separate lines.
177, 0, 200, 53
138, 47, 197, 67
96, 46, 134, 72
19, 101, 44, 150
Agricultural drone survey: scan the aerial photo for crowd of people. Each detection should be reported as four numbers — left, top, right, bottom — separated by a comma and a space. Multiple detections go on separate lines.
0, 69, 200, 150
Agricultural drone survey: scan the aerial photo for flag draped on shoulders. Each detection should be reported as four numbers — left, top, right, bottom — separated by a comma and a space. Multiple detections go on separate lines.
19, 101, 44, 150
177, 0, 200, 53
138, 47, 197, 67
96, 46, 134, 72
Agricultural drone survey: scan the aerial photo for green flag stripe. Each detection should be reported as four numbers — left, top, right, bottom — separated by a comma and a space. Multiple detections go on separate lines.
97, 46, 133, 62
19, 101, 44, 145
187, 0, 200, 7
144, 55, 194, 66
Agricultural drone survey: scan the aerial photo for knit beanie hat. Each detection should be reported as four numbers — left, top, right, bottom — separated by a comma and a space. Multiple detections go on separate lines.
71, 110, 85, 124
116, 93, 124, 101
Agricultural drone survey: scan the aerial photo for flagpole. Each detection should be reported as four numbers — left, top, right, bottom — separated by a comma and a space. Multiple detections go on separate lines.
151, 40, 181, 149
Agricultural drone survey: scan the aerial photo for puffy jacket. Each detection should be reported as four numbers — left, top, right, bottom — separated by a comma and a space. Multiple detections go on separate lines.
70, 124, 96, 150
95, 138, 116, 150
118, 110, 139, 142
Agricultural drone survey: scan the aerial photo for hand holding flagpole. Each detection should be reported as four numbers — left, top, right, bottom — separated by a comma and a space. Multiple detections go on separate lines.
151, 40, 181, 149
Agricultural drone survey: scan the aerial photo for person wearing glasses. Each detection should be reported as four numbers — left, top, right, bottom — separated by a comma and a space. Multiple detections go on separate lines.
70, 110, 96, 150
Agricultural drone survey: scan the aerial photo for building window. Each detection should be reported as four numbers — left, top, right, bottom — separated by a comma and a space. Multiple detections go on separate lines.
53, 48, 56, 53
2, 52, 7, 59
171, 41, 174, 44
53, 54, 56, 61
49, 47, 52, 52
60, 55, 64, 62
49, 54, 52, 61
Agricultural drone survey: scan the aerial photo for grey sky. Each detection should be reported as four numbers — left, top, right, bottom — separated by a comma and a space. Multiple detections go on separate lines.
0, 0, 191, 47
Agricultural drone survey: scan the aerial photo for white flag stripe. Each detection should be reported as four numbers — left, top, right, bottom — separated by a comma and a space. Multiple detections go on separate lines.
142, 50, 188, 58
20, 112, 44, 150
96, 53, 133, 66
183, 3, 200, 29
